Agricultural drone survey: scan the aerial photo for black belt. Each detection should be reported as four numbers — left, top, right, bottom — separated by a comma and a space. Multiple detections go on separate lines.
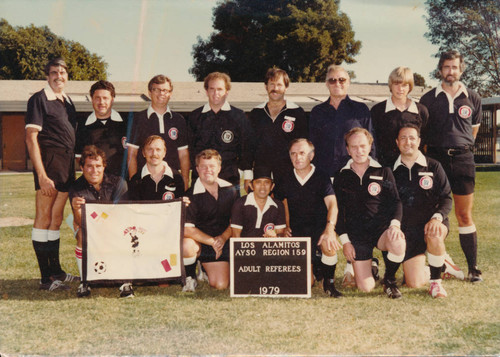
429, 146, 472, 156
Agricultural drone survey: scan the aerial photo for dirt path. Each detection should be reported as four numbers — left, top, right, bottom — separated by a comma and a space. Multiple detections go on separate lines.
0, 217, 34, 227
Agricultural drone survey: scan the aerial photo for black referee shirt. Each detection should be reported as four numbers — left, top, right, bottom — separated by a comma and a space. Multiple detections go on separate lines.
187, 102, 254, 186
128, 161, 185, 201
128, 106, 188, 171
274, 165, 334, 241
334, 158, 402, 242
393, 152, 452, 229
75, 110, 127, 177
371, 98, 428, 167
249, 101, 308, 184
231, 193, 286, 237
185, 178, 238, 237
419, 83, 481, 148
69, 173, 128, 203
26, 86, 77, 150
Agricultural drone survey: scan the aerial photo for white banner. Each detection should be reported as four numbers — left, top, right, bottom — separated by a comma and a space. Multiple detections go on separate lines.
82, 200, 184, 283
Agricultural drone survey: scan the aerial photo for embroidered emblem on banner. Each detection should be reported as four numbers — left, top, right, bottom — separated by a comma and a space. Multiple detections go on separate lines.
222, 130, 234, 143
162, 191, 175, 200
458, 106, 472, 119
419, 176, 433, 190
263, 223, 275, 233
123, 226, 147, 256
368, 182, 381, 196
282, 120, 295, 133
168, 127, 179, 140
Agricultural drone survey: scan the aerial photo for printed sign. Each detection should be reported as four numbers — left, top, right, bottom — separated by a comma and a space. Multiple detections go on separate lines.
230, 237, 311, 298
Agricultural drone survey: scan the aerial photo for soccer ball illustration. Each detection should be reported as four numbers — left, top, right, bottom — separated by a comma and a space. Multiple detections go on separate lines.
94, 261, 107, 274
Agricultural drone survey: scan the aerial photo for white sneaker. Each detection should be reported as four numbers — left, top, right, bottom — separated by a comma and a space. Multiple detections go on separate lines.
429, 279, 447, 298
442, 253, 465, 280
182, 276, 197, 292
342, 262, 356, 288
196, 261, 209, 282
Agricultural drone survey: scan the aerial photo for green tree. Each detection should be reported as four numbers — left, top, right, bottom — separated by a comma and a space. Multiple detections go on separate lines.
190, 0, 361, 82
0, 18, 107, 80
424, 0, 500, 97
413, 72, 426, 87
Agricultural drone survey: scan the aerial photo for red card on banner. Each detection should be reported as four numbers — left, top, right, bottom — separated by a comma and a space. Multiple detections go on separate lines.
161, 259, 172, 272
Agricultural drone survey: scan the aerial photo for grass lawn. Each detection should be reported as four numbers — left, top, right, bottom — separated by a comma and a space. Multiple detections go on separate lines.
0, 172, 499, 356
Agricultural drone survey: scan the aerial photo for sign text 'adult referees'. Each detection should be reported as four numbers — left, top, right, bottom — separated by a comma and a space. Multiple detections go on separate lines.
230, 237, 311, 298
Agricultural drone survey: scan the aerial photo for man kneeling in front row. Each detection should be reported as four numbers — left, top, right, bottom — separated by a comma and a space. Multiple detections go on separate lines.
334, 128, 406, 299
393, 124, 452, 298
70, 145, 128, 298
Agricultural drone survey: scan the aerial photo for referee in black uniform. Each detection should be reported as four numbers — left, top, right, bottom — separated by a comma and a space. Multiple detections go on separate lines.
183, 149, 238, 292
187, 72, 254, 193
75, 80, 127, 177
249, 68, 308, 190
393, 124, 452, 298
420, 50, 483, 283
25, 58, 79, 291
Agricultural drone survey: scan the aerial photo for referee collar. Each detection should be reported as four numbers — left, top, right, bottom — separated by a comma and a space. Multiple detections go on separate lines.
85, 109, 123, 126
147, 105, 172, 119
393, 151, 427, 170
341, 157, 381, 172
201, 101, 231, 113
44, 85, 71, 104
255, 100, 300, 110
435, 81, 468, 98
192, 177, 232, 194
244, 192, 277, 210
385, 97, 419, 114
140, 161, 174, 179
293, 164, 316, 186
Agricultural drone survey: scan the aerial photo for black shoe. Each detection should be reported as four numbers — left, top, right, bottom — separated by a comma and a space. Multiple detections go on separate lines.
323, 278, 343, 298
53, 272, 80, 283
468, 267, 483, 283
119, 283, 135, 298
39, 280, 71, 291
77, 283, 91, 298
382, 278, 402, 299
371, 258, 380, 281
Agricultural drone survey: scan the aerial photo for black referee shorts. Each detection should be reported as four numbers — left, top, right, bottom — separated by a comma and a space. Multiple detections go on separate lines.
199, 240, 230, 263
34, 147, 75, 192
403, 218, 450, 262
427, 148, 475, 195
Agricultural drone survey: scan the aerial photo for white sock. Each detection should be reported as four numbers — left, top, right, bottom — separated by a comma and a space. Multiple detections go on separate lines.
75, 246, 82, 277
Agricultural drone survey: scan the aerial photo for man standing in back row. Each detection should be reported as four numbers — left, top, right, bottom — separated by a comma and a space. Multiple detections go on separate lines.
419, 50, 483, 283
249, 67, 308, 190
187, 72, 254, 193
127, 75, 190, 190
25, 58, 79, 291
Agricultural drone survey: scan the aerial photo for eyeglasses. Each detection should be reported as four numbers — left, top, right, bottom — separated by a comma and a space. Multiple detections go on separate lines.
327, 78, 347, 85
151, 88, 172, 94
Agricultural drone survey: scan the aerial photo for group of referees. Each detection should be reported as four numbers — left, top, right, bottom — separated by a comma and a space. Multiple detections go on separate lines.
25, 49, 483, 299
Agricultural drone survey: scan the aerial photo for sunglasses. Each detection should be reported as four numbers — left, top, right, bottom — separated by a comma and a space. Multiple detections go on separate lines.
327, 77, 347, 85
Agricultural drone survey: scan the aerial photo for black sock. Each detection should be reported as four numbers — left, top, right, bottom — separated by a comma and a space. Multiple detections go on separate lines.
459, 231, 478, 270
47, 239, 64, 277
430, 265, 442, 280
321, 262, 336, 282
185, 262, 197, 279
383, 251, 401, 282
33, 241, 51, 284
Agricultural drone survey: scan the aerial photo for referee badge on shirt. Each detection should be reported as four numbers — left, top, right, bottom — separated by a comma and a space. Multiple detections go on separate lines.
221, 130, 234, 143
168, 127, 179, 140
418, 173, 433, 190
162, 191, 175, 200
458, 105, 472, 119
263, 223, 275, 233
282, 116, 295, 133
367, 182, 381, 196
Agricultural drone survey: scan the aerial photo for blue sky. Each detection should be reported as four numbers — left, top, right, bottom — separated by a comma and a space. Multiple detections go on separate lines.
0, 0, 440, 86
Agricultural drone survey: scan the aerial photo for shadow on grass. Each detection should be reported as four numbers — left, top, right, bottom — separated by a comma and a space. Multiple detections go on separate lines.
0, 278, 232, 301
